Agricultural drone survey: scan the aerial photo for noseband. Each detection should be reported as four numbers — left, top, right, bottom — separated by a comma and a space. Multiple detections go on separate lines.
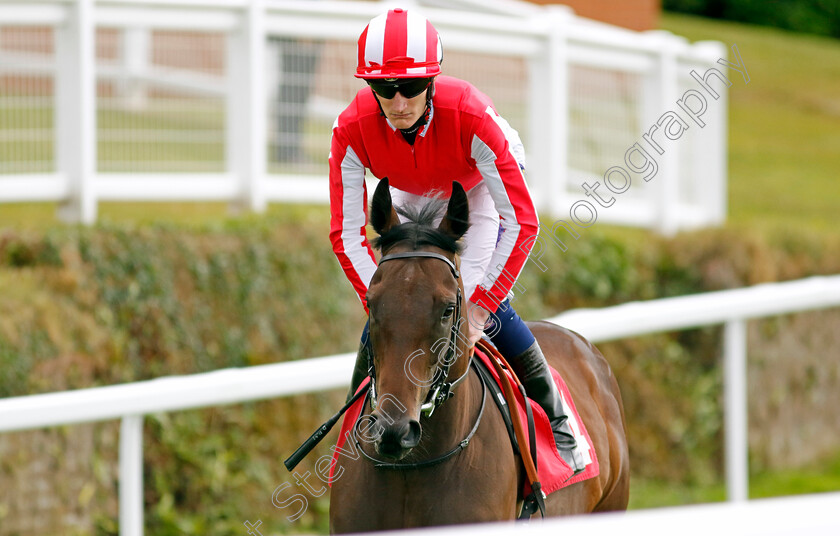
368, 251, 466, 418
359, 250, 487, 469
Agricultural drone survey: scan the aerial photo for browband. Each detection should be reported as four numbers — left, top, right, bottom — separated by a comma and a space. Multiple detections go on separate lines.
378, 251, 460, 279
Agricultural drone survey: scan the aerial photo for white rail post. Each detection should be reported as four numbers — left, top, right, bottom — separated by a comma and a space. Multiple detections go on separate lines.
123, 27, 150, 111
724, 318, 749, 502
120, 415, 145, 536
698, 40, 729, 225
56, 0, 97, 224
546, 7, 570, 220
528, 6, 570, 219
526, 13, 548, 214
227, 0, 267, 213
651, 32, 681, 236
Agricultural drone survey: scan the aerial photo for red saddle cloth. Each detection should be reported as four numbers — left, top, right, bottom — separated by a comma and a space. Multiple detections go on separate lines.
329, 348, 599, 496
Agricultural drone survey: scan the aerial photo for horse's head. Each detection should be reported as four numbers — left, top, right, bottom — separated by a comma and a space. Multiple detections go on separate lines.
364, 178, 471, 460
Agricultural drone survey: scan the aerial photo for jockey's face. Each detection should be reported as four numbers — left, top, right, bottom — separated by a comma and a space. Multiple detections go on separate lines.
375, 87, 428, 130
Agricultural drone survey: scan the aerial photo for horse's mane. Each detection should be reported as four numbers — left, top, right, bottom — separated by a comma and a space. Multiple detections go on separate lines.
372, 198, 464, 255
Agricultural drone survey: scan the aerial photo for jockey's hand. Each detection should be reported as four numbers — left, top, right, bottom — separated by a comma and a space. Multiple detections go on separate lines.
466, 305, 491, 348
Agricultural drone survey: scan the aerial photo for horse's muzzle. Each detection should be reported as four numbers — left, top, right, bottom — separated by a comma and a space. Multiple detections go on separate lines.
375, 418, 422, 460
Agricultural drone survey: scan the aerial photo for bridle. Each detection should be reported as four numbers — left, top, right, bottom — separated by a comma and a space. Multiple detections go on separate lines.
367, 251, 468, 418
358, 250, 487, 470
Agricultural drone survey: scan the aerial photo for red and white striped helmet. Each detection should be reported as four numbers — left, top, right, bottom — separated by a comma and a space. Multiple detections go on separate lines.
355, 8, 443, 80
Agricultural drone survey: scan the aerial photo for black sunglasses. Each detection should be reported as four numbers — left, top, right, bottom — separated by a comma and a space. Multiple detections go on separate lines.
367, 78, 432, 99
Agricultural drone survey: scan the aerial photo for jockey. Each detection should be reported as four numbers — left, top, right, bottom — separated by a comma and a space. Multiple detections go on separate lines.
329, 8, 584, 474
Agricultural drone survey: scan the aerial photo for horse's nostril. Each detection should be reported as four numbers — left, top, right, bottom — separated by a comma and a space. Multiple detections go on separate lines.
400, 419, 422, 449
376, 418, 422, 458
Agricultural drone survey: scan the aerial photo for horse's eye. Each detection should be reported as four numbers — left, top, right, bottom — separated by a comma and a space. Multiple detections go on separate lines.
442, 304, 456, 319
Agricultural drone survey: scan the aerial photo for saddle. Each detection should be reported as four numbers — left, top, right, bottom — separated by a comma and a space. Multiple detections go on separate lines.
472, 339, 599, 515
327, 340, 599, 519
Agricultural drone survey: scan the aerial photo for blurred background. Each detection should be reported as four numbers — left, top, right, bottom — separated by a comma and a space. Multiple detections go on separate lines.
0, 0, 838, 534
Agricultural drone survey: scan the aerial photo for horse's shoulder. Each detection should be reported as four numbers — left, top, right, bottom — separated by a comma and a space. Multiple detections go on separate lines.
526, 320, 599, 356
526, 320, 613, 385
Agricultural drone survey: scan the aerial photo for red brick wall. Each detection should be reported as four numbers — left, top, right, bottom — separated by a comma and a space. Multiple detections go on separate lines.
525, 0, 660, 31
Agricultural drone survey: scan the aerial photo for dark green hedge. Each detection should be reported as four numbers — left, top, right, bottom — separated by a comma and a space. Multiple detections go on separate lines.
664, 0, 840, 38
1, 218, 838, 534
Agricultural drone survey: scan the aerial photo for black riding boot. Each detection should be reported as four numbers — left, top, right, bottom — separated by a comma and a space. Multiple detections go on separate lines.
510, 340, 586, 474
346, 338, 371, 404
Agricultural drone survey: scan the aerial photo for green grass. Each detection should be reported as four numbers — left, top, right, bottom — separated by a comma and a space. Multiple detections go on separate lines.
752, 452, 840, 498
630, 450, 840, 509
659, 12, 840, 235
0, 201, 332, 233
629, 478, 726, 509
623, 14, 840, 508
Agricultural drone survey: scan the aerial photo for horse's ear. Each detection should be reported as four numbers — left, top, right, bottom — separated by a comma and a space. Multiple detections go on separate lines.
370, 177, 400, 236
439, 181, 470, 240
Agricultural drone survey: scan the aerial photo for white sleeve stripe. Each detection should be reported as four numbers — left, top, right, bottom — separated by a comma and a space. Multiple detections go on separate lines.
484, 105, 527, 171
340, 145, 377, 289
471, 134, 524, 290
483, 106, 537, 216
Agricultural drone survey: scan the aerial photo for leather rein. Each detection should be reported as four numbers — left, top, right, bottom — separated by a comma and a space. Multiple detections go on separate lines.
357, 250, 487, 469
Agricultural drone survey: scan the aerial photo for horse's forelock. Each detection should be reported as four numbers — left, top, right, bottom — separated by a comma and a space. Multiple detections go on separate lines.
372, 197, 463, 255
395, 197, 447, 228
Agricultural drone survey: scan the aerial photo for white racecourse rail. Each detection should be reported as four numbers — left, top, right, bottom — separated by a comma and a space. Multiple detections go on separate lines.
1, 275, 840, 535
0, 0, 727, 234
379, 492, 840, 536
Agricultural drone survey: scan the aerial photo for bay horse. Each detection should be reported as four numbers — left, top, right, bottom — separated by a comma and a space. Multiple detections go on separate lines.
329, 180, 629, 532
